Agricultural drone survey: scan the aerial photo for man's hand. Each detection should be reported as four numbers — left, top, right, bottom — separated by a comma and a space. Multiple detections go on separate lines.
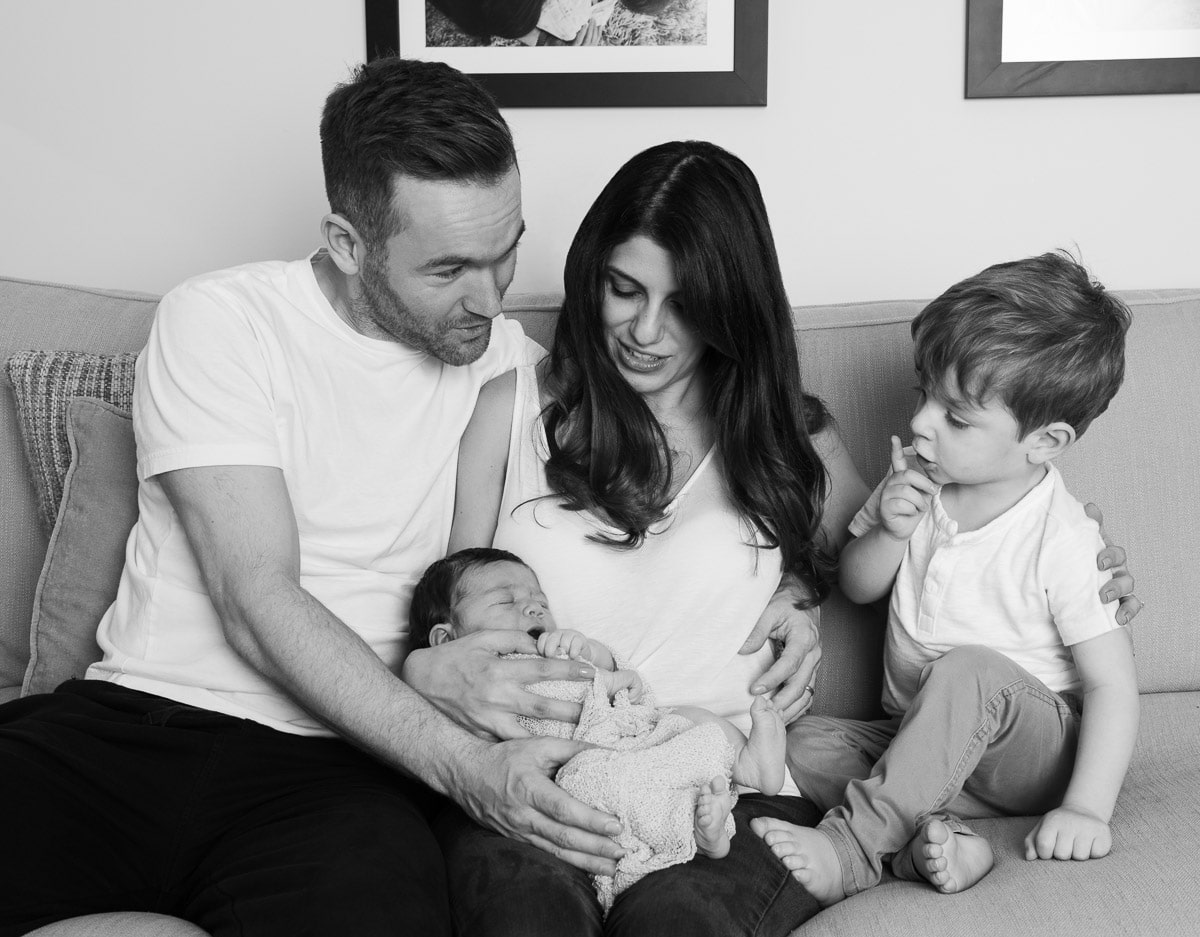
1085, 503, 1143, 627
402, 630, 595, 739
1024, 804, 1112, 861
454, 736, 626, 875
739, 580, 821, 724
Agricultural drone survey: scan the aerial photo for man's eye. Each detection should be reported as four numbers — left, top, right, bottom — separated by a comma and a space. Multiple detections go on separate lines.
434, 266, 464, 280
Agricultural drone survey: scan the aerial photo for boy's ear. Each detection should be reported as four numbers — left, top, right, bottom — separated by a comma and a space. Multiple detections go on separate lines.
1026, 422, 1076, 464
428, 623, 455, 647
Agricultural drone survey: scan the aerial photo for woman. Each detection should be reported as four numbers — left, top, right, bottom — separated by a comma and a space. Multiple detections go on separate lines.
417, 141, 1140, 935
438, 140, 865, 936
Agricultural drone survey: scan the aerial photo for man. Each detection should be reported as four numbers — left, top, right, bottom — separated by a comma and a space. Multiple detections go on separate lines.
0, 57, 622, 937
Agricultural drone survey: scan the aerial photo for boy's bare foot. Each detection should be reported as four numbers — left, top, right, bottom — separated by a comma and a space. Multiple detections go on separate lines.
751, 817, 848, 907
733, 695, 786, 794
891, 818, 995, 894
694, 776, 734, 858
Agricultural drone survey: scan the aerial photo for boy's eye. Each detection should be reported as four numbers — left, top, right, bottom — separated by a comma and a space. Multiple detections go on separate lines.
944, 410, 970, 430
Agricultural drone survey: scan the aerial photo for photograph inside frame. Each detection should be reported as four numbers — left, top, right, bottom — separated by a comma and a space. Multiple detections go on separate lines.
426, 0, 708, 48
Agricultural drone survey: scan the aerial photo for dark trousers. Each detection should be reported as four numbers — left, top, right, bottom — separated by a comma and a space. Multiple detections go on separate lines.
435, 793, 824, 937
0, 680, 451, 937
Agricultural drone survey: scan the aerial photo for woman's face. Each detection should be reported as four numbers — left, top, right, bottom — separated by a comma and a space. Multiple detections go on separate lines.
601, 235, 708, 407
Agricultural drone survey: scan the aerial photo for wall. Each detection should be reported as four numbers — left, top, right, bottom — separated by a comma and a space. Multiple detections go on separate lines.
1, 1, 1197, 305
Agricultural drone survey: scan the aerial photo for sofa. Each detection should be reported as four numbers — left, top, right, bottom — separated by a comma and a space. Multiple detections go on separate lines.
2, 272, 1198, 937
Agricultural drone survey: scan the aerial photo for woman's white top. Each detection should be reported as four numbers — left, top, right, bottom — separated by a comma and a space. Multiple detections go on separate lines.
494, 365, 798, 794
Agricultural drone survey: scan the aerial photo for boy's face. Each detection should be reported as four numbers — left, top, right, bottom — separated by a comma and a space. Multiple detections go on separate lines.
909, 378, 1042, 487
450, 561, 558, 638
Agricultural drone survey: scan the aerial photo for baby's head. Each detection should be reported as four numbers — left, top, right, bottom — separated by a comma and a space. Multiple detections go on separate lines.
910, 251, 1131, 441
408, 547, 558, 650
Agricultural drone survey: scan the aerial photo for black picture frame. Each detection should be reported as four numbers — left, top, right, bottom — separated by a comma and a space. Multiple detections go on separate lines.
966, 0, 1200, 98
364, 1, 768, 107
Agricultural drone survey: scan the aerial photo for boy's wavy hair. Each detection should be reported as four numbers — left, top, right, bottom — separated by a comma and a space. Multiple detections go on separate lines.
911, 251, 1131, 439
320, 56, 516, 248
408, 547, 526, 650
541, 141, 834, 605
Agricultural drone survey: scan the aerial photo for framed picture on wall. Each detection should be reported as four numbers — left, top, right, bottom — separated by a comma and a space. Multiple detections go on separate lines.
364, 0, 768, 107
966, 0, 1200, 97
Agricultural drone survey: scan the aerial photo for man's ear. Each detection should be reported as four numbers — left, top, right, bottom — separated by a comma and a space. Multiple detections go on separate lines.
1026, 422, 1076, 464
428, 623, 455, 647
320, 212, 368, 276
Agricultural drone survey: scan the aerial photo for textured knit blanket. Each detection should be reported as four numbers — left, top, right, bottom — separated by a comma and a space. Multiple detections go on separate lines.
519, 663, 737, 913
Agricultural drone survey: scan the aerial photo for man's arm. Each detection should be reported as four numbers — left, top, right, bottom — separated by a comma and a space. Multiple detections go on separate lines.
159, 463, 624, 874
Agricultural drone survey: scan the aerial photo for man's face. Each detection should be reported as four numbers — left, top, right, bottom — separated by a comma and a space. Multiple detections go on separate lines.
354, 168, 523, 365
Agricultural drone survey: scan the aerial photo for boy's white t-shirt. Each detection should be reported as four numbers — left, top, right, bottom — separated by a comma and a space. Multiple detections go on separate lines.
87, 255, 535, 733
849, 462, 1122, 718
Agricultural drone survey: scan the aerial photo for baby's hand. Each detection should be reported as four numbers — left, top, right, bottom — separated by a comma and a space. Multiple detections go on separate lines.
600, 668, 645, 703
537, 629, 594, 663
879, 436, 936, 541
1024, 805, 1112, 861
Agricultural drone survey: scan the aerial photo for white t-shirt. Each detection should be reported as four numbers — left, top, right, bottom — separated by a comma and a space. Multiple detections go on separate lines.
849, 461, 1121, 717
87, 255, 535, 733
494, 365, 799, 795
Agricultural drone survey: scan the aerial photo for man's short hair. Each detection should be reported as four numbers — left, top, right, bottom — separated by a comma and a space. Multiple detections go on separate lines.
911, 251, 1131, 438
320, 57, 516, 247
408, 547, 527, 650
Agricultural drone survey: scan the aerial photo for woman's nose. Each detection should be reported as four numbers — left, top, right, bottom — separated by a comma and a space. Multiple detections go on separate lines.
630, 303, 665, 346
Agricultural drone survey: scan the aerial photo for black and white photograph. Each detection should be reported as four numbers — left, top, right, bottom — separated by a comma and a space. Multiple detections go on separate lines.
1, 3, 1197, 936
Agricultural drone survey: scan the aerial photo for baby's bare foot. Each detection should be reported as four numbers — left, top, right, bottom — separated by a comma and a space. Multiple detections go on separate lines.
751, 817, 848, 907
694, 776, 734, 858
892, 818, 995, 894
734, 695, 786, 794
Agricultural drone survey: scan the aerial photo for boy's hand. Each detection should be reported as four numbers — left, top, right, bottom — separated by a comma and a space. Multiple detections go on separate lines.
538, 629, 594, 663
880, 436, 937, 541
1025, 805, 1112, 861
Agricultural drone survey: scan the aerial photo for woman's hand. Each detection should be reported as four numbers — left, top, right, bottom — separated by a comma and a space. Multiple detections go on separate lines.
1085, 503, 1143, 626
402, 630, 595, 739
739, 575, 821, 724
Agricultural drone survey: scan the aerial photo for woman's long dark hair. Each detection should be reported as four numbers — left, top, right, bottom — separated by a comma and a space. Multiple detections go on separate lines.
542, 140, 834, 605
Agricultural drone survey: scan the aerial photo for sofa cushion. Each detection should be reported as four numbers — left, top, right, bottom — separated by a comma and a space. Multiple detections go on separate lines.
23, 398, 138, 696
5, 350, 138, 534
793, 689, 1200, 935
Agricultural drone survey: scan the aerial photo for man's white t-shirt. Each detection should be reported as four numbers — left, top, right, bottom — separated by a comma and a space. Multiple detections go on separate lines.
87, 255, 535, 733
849, 462, 1121, 718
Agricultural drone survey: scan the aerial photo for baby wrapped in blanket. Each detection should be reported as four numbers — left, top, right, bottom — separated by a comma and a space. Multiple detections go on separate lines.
409, 547, 787, 912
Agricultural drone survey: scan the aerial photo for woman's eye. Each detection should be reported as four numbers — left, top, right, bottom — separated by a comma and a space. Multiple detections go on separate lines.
608, 279, 639, 298
945, 411, 969, 430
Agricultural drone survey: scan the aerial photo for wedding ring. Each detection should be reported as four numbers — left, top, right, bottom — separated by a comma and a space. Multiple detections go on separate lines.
803, 684, 816, 697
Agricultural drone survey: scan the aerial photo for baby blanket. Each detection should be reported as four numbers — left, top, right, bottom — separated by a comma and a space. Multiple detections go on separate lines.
522, 668, 737, 912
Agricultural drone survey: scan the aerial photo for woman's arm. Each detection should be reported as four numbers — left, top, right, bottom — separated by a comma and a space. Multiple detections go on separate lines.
1024, 627, 1139, 860
448, 369, 517, 553
739, 424, 873, 721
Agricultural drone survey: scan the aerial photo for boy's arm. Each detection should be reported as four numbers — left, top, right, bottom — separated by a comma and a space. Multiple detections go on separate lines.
1025, 626, 1139, 861
839, 527, 909, 604
840, 437, 936, 604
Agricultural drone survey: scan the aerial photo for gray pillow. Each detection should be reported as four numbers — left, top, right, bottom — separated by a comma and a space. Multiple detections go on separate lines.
5, 350, 138, 533
23, 398, 138, 695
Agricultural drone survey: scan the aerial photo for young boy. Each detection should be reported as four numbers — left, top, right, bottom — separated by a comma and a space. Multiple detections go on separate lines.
409, 546, 787, 909
754, 252, 1139, 905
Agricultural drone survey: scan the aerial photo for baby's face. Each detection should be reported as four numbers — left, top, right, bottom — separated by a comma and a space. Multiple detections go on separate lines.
452, 561, 559, 638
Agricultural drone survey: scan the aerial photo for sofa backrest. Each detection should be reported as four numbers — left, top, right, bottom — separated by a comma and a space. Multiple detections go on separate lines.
2, 274, 1197, 713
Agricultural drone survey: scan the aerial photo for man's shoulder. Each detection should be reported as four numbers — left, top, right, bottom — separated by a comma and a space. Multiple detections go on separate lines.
165, 258, 299, 301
